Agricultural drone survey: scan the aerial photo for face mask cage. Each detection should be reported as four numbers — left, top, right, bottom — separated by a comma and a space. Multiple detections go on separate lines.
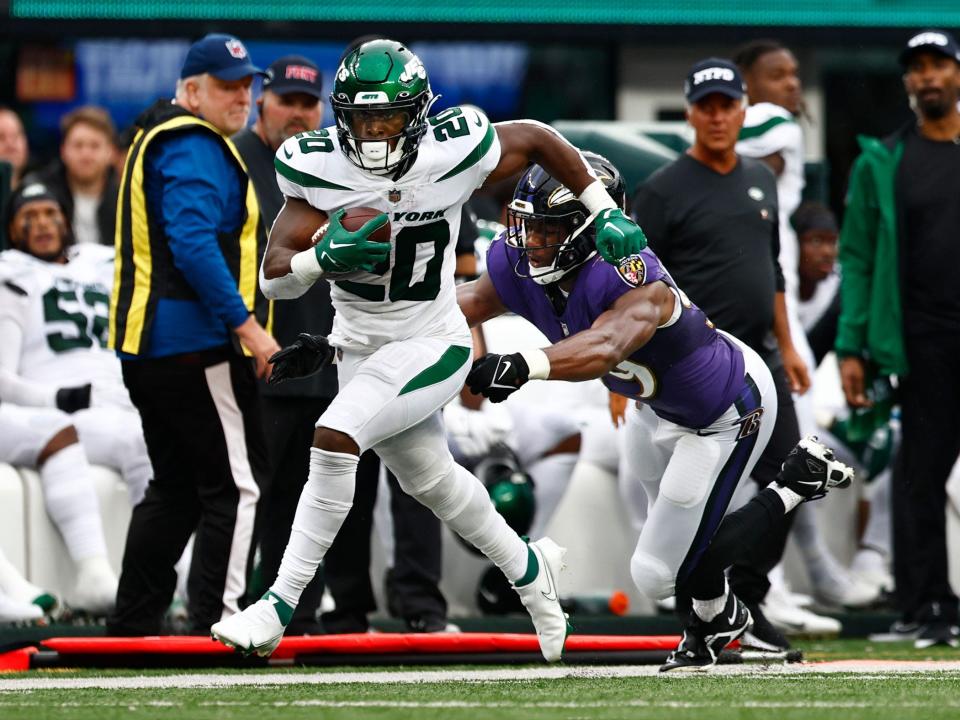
331, 92, 433, 174
506, 200, 592, 285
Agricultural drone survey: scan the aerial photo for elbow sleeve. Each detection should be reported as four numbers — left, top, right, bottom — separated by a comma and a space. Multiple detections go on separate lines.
259, 263, 312, 300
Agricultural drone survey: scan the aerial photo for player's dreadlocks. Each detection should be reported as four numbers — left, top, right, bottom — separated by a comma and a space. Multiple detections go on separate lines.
732, 39, 785, 72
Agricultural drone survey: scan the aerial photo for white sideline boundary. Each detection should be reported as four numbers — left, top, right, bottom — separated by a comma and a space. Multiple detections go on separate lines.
2, 661, 960, 691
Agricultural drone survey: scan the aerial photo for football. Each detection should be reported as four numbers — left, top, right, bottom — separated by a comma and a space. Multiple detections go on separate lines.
270, 203, 391, 253
335, 206, 392, 243
309, 206, 392, 247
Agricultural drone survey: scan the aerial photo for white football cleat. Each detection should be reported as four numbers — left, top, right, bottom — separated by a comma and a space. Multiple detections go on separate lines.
0, 593, 44, 624
211, 592, 289, 657
513, 537, 569, 662
762, 584, 841, 636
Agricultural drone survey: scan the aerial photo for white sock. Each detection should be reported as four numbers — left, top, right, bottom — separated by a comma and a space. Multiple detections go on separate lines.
269, 448, 357, 608
693, 579, 729, 622
527, 453, 576, 540
771, 483, 805, 513
40, 443, 108, 561
416, 463, 528, 582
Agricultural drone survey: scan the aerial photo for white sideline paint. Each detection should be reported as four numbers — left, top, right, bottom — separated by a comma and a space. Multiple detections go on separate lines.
3, 662, 960, 691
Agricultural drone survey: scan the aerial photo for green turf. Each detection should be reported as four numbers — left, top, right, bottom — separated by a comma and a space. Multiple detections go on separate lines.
0, 639, 958, 720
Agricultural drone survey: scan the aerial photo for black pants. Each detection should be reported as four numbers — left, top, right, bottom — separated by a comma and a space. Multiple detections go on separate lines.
728, 362, 800, 605
256, 394, 334, 633
893, 333, 960, 623
108, 347, 268, 636
323, 467, 446, 632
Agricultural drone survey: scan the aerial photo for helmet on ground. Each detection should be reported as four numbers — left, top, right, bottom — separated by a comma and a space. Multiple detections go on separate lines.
331, 39, 434, 175
506, 151, 626, 285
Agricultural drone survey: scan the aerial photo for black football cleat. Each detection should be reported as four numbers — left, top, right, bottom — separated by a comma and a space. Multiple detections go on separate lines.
660, 593, 753, 672
776, 435, 855, 501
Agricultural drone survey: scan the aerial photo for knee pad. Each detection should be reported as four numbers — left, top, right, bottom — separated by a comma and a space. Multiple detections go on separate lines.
660, 435, 721, 508
388, 444, 455, 499
630, 548, 676, 600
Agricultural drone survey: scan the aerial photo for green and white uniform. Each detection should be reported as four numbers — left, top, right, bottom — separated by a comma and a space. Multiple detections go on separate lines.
276, 106, 499, 352
274, 105, 500, 450
0, 245, 151, 503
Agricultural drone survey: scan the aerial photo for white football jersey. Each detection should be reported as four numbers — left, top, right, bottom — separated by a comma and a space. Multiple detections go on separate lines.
274, 106, 501, 350
0, 245, 127, 397
736, 102, 804, 221
736, 102, 810, 370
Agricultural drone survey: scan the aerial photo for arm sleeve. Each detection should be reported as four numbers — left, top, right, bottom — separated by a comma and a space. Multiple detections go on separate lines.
0, 288, 57, 406
150, 132, 251, 329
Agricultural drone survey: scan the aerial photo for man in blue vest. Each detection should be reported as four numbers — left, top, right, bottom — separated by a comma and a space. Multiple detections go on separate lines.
107, 34, 279, 636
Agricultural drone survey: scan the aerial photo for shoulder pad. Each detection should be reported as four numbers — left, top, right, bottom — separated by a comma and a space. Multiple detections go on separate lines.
426, 106, 498, 181
744, 102, 793, 125
275, 128, 355, 192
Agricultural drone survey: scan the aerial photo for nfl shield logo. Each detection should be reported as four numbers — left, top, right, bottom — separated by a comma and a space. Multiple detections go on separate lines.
225, 40, 248, 59
388, 188, 402, 203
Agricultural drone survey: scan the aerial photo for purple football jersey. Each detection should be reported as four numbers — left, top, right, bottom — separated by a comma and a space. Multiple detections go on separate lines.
486, 238, 745, 429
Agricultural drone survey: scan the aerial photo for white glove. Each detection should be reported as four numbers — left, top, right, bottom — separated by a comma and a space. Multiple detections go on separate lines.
445, 403, 513, 462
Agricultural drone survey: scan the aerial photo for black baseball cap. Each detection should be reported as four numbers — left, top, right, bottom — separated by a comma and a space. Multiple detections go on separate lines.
684, 58, 745, 103
262, 55, 324, 99
6, 182, 62, 235
899, 29, 960, 68
180, 33, 265, 81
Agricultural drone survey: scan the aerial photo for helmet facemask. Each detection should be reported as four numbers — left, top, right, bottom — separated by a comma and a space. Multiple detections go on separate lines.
506, 151, 627, 285
506, 200, 595, 285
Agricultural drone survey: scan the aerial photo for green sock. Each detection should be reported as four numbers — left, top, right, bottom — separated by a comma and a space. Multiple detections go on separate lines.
515, 546, 539, 587
262, 590, 295, 626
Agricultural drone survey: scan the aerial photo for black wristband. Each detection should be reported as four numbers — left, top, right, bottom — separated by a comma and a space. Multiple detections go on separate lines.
56, 384, 92, 413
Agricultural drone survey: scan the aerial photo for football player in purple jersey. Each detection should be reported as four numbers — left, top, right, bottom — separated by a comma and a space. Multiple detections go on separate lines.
457, 152, 855, 671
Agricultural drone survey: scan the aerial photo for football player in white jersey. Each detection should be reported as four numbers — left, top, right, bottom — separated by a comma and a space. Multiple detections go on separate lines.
212, 38, 647, 661
0, 400, 118, 614
734, 40, 811, 402
0, 183, 152, 504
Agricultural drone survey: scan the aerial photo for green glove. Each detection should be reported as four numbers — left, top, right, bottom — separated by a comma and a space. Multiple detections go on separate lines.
594, 208, 648, 265
315, 209, 391, 273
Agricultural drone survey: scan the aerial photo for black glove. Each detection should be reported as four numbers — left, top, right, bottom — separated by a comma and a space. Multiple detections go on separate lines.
56, 384, 92, 413
466, 352, 530, 403
267, 333, 336, 385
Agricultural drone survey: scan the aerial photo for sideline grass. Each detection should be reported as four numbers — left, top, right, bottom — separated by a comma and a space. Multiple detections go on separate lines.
1, 639, 958, 720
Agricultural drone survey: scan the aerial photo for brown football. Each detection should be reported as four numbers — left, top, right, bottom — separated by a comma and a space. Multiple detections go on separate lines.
338, 207, 392, 242
271, 203, 391, 252
310, 206, 392, 247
